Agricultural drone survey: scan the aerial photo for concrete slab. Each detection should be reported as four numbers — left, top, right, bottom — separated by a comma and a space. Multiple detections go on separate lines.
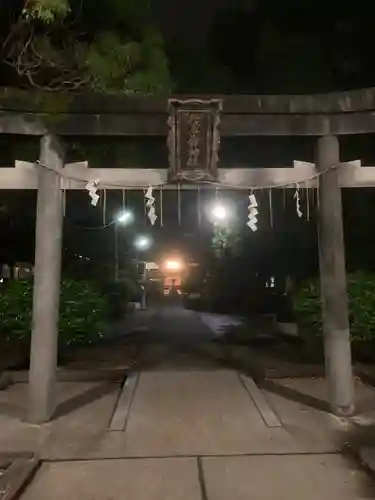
138, 343, 222, 371
271, 377, 375, 415
0, 416, 41, 455
122, 370, 295, 456
7, 369, 126, 383
260, 381, 347, 451
20, 458, 201, 500
0, 381, 120, 457
0, 373, 342, 461
202, 454, 375, 500
0, 381, 120, 427
0, 456, 40, 500
261, 377, 375, 449
359, 447, 375, 472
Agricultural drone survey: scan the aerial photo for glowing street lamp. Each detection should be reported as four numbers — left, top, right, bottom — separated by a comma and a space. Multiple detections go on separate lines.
209, 202, 232, 224
134, 235, 152, 251
212, 204, 227, 221
164, 259, 183, 271
116, 210, 134, 225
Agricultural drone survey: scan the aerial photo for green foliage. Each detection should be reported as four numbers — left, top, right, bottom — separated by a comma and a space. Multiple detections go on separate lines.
295, 272, 375, 342
0, 279, 107, 346
0, 280, 33, 340
1, 0, 171, 95
212, 224, 241, 253
59, 279, 108, 345
347, 272, 375, 341
294, 279, 322, 335
84, 31, 170, 95
22, 0, 71, 23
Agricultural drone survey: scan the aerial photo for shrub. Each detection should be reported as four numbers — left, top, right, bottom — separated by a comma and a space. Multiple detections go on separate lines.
294, 279, 322, 336
294, 271, 375, 343
101, 280, 130, 320
0, 279, 108, 346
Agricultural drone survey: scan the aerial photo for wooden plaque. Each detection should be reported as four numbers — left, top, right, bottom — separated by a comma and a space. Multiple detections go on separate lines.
167, 99, 222, 182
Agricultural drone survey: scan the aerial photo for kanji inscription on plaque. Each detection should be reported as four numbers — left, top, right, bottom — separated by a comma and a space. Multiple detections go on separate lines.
167, 99, 222, 181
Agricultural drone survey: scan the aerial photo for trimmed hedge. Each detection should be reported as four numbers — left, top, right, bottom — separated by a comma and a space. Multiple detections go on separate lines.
0, 279, 108, 346
295, 271, 375, 343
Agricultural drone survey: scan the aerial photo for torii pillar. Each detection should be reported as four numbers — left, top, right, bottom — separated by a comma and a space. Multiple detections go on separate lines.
316, 135, 354, 416
28, 135, 64, 423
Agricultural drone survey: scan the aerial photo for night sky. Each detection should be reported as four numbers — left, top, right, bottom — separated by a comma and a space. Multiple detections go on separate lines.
152, 0, 242, 48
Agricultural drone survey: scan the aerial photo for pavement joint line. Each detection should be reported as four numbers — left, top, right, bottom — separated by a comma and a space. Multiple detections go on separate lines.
108, 371, 139, 432
122, 371, 140, 434
196, 456, 208, 500
42, 451, 343, 464
238, 372, 282, 428
107, 375, 128, 428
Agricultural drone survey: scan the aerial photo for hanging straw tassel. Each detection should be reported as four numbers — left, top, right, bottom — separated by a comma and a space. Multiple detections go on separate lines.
122, 189, 126, 211
160, 185, 164, 227
102, 188, 107, 225
177, 183, 181, 225
294, 184, 303, 218
268, 189, 273, 228
197, 187, 201, 227
62, 189, 66, 217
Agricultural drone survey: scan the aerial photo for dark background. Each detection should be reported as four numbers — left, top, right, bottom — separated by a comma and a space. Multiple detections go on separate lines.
1, 0, 375, 280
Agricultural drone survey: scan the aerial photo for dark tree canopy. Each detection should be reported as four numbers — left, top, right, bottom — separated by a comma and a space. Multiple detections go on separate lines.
2, 1, 375, 95
0, 0, 170, 94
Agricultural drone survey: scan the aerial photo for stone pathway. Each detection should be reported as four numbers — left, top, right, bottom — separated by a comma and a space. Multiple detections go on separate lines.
21, 454, 374, 500
112, 370, 291, 457
19, 364, 375, 499
1, 305, 373, 499
198, 312, 244, 337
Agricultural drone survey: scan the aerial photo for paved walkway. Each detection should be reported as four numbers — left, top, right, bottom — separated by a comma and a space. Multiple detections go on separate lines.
0, 305, 374, 499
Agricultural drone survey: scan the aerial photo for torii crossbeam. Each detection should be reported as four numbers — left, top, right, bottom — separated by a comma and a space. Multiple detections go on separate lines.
5, 159, 374, 190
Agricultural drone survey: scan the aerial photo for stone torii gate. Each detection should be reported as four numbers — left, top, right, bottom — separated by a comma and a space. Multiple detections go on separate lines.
2, 89, 375, 422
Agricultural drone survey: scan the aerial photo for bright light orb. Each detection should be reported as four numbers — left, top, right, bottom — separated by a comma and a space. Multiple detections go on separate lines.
211, 204, 227, 221
165, 260, 182, 271
116, 210, 133, 225
134, 235, 151, 250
